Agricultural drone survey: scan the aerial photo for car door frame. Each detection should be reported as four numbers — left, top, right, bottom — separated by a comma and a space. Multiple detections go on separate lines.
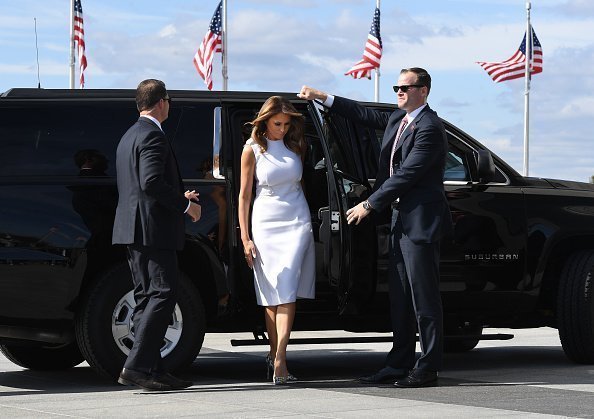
308, 101, 378, 315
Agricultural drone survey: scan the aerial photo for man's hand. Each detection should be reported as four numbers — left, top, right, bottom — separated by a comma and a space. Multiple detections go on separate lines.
297, 86, 328, 102
187, 202, 201, 222
185, 189, 199, 202
346, 202, 371, 225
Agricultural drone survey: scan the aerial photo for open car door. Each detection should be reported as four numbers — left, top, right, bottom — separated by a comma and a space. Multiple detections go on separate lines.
308, 101, 378, 315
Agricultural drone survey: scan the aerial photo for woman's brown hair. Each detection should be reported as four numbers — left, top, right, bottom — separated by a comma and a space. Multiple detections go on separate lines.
249, 96, 306, 158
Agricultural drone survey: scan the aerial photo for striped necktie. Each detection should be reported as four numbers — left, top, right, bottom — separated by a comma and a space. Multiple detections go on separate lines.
389, 116, 409, 176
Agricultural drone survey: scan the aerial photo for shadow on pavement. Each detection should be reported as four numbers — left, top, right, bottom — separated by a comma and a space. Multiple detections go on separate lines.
1, 343, 592, 396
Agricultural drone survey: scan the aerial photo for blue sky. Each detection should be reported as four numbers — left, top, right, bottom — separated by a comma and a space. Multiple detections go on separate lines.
1, 0, 593, 182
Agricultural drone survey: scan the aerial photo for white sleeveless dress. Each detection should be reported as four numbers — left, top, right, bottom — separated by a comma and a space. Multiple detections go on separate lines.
247, 137, 315, 306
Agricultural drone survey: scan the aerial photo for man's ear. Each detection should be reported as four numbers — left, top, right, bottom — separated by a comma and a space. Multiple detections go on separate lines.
422, 86, 429, 98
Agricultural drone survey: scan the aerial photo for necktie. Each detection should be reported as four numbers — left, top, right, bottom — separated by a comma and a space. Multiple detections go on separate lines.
389, 116, 409, 176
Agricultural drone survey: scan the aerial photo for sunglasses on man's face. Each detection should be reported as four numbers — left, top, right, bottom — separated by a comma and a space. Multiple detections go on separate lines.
393, 85, 423, 93
163, 97, 172, 104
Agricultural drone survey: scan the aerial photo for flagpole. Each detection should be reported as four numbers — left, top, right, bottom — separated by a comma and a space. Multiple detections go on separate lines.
69, 0, 75, 89
374, 0, 380, 102
222, 0, 228, 91
523, 1, 531, 176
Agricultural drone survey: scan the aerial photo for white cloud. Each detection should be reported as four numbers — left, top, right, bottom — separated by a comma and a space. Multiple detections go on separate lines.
246, 0, 316, 6
0, 64, 36, 74
560, 97, 594, 118
552, 0, 594, 17
0, 61, 70, 76
296, 52, 356, 76
159, 24, 177, 38
484, 137, 519, 153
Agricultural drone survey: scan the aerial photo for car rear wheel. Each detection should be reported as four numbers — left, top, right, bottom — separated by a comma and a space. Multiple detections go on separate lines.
0, 342, 84, 370
75, 264, 206, 380
557, 250, 594, 364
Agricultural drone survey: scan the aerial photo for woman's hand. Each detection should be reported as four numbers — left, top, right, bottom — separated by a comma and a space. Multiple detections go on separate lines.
243, 240, 257, 269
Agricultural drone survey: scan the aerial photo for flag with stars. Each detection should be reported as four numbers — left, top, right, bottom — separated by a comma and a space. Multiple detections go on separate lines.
73, 0, 87, 88
345, 7, 382, 79
193, 1, 223, 90
477, 25, 543, 83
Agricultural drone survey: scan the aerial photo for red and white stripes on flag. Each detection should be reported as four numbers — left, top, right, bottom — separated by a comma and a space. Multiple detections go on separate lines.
73, 0, 87, 88
345, 7, 382, 79
477, 25, 543, 83
193, 1, 223, 90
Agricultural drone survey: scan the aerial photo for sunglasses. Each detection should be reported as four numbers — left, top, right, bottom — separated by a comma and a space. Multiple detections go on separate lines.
163, 97, 172, 104
393, 85, 424, 93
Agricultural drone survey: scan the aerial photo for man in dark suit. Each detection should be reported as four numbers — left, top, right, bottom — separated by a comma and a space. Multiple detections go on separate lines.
299, 67, 452, 388
113, 79, 201, 391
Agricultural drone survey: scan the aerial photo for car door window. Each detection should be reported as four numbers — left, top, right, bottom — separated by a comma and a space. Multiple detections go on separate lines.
445, 142, 471, 182
321, 111, 362, 182
446, 132, 508, 184
164, 103, 218, 180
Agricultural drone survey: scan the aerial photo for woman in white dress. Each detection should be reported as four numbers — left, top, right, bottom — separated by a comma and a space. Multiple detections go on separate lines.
238, 96, 315, 384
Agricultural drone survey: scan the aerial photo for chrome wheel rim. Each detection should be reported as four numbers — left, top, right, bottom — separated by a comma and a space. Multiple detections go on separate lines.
111, 290, 183, 357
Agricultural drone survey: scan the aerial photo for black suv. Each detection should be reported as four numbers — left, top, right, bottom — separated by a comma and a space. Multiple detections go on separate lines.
1, 88, 593, 379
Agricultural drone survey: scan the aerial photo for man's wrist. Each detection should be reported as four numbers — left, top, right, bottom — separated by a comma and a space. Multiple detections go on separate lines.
362, 200, 373, 211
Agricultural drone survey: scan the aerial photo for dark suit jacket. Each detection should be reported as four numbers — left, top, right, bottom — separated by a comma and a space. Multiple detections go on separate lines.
112, 117, 187, 250
332, 96, 452, 244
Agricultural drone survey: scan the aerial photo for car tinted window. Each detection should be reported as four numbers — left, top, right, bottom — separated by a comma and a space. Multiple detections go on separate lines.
446, 131, 508, 184
164, 103, 218, 180
322, 113, 360, 179
445, 145, 471, 181
0, 103, 137, 177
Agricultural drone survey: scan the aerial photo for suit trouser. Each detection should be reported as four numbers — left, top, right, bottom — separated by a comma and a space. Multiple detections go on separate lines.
124, 244, 178, 374
385, 211, 444, 372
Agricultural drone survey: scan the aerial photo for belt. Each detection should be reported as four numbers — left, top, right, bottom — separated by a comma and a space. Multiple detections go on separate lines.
257, 183, 301, 196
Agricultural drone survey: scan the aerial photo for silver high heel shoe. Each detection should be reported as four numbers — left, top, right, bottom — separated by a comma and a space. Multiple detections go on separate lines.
266, 354, 297, 383
273, 375, 288, 385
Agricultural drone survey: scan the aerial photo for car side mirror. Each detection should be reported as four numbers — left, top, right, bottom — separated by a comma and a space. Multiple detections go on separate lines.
477, 150, 496, 184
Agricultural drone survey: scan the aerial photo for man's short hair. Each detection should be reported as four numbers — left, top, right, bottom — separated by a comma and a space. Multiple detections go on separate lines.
401, 67, 431, 94
136, 79, 167, 112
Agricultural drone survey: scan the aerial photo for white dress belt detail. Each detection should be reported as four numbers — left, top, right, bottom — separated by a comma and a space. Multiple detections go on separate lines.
257, 183, 301, 196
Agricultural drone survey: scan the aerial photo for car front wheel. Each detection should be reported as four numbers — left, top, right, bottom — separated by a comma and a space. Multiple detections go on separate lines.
557, 250, 594, 364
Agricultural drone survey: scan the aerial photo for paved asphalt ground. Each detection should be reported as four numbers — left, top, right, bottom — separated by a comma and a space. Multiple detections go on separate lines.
1, 328, 593, 418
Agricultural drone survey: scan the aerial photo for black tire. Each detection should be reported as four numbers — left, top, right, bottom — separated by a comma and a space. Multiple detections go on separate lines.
557, 250, 594, 364
444, 326, 482, 353
0, 342, 83, 370
75, 264, 206, 380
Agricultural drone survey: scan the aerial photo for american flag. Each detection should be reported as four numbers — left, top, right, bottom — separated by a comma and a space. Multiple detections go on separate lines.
345, 7, 382, 79
73, 0, 87, 88
193, 1, 223, 90
477, 25, 543, 83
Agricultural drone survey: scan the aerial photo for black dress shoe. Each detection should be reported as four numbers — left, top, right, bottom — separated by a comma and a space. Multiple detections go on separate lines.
118, 368, 174, 391
359, 366, 408, 384
394, 369, 438, 388
153, 372, 193, 389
